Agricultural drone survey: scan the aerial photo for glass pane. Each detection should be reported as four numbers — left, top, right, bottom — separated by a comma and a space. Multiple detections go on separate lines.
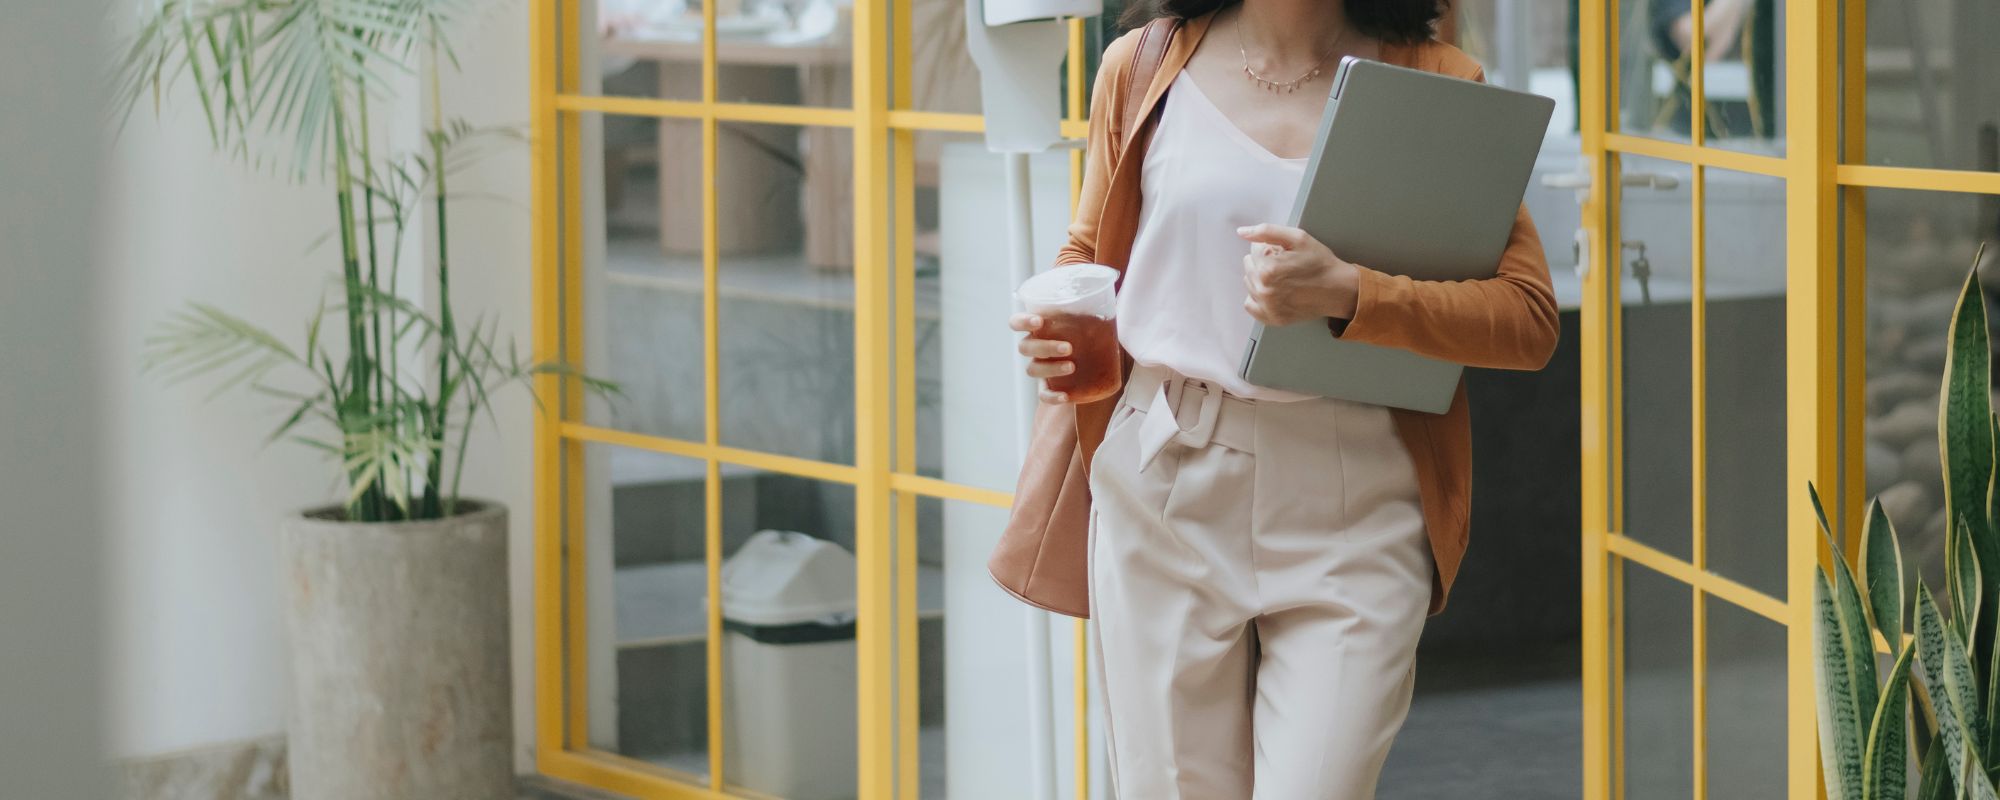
906, 132, 1070, 491
1850, 0, 2000, 172
1617, 0, 1779, 146
1859, 187, 1999, 595
1703, 167, 1786, 597
913, 496, 948, 798
1705, 0, 1784, 154
1445, 0, 1583, 137
1621, 561, 1693, 799
1619, 155, 1695, 559
911, 493, 1027, 798
584, 443, 712, 778
896, 0, 983, 115
582, 112, 707, 440
892, 11, 1114, 117
586, 0, 701, 102
1704, 598, 1787, 797
1615, 0, 1687, 142
715, 122, 857, 463
584, 0, 854, 107
721, 472, 858, 796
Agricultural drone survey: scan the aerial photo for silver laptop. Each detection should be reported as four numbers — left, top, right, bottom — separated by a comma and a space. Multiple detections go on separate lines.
1238, 56, 1554, 413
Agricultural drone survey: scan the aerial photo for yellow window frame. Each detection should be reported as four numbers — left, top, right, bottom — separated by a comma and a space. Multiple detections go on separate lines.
529, 0, 2000, 796
528, 0, 1098, 796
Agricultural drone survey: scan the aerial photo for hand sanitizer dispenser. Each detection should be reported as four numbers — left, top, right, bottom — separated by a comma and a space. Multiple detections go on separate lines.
962, 0, 1100, 152
982, 0, 1101, 27
958, 0, 1102, 799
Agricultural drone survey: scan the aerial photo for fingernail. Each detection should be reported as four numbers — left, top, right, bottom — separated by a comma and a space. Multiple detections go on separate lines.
1236, 226, 1253, 235
1057, 343, 1071, 355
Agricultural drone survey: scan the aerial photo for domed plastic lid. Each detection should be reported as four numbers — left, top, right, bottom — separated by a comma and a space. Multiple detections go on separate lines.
1015, 263, 1119, 316
716, 530, 857, 627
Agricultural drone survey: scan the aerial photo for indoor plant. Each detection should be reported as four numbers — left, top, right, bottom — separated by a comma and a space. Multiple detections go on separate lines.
1816, 246, 1999, 800
114, 1, 611, 797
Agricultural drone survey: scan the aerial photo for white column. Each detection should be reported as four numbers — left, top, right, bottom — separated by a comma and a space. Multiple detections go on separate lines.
939, 143, 1095, 799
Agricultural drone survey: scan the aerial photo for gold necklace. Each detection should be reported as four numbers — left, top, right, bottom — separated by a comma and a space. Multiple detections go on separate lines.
1236, 18, 1345, 93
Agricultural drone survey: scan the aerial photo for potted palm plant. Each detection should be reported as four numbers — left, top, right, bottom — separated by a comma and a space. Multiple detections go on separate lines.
114, 1, 612, 797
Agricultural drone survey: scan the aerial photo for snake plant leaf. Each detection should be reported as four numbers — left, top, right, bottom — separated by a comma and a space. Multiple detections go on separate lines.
1916, 588, 2000, 800
1811, 482, 1834, 536
1989, 581, 2000, 763
1819, 564, 1881, 799
1954, 517, 1984, 645
1863, 642, 1915, 800
1942, 261, 1995, 533
1861, 497, 1907, 650
1916, 738, 1950, 800
1942, 262, 2000, 613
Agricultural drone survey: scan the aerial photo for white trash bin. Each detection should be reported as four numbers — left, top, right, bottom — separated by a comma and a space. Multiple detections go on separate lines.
717, 529, 858, 800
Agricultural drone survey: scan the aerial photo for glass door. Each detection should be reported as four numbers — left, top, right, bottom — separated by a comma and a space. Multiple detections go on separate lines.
1578, 0, 1827, 797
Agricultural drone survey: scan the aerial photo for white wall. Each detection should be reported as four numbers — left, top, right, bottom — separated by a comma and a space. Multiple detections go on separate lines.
98, 7, 540, 767
431, 3, 543, 770
100, 97, 342, 758
937, 145, 1106, 800
1, 0, 114, 796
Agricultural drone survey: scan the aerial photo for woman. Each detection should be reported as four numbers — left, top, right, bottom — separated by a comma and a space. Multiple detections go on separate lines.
1003, 1, 1559, 796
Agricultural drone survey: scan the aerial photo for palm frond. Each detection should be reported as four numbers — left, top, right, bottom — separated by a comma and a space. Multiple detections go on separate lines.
338, 398, 439, 513
144, 302, 308, 392
264, 387, 333, 445
115, 0, 433, 179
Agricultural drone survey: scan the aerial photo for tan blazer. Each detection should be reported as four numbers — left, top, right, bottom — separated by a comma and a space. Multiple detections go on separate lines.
991, 12, 1560, 617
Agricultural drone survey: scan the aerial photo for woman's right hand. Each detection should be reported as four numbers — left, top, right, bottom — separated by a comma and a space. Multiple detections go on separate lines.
1009, 313, 1075, 405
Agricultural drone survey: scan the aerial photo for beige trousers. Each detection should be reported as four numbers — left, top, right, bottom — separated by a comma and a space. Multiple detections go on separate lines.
1088, 365, 1434, 800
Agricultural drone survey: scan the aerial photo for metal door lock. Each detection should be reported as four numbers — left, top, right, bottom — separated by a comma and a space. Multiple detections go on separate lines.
1572, 229, 1590, 280
1543, 170, 1679, 289
1622, 240, 1652, 304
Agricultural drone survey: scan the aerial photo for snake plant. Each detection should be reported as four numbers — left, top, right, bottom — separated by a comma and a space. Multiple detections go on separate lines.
113, 0, 614, 521
1817, 245, 1998, 800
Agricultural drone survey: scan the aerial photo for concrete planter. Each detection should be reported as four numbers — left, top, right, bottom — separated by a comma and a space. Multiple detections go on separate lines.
282, 502, 512, 800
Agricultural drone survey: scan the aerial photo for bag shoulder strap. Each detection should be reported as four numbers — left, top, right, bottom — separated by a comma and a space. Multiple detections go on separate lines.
1116, 18, 1179, 148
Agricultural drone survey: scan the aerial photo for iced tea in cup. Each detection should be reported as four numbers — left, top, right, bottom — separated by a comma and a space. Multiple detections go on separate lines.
1016, 264, 1122, 404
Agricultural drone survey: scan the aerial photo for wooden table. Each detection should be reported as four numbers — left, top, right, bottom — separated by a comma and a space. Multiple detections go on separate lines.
602, 29, 854, 269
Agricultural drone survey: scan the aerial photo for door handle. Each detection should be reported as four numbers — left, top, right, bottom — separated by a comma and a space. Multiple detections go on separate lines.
1539, 171, 1682, 191
1543, 169, 1681, 284
1541, 171, 1590, 190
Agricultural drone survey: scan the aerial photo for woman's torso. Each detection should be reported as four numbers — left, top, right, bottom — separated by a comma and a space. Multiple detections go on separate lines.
1118, 70, 1315, 401
1018, 15, 1526, 615
1118, 17, 1386, 402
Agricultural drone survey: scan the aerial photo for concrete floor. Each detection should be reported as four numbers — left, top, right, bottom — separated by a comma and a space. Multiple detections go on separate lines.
1382, 645, 1582, 799
524, 644, 1584, 800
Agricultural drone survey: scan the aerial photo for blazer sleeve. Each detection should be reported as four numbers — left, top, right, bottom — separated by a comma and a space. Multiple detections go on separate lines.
1330, 63, 1561, 372
1335, 204, 1560, 371
1053, 33, 1138, 268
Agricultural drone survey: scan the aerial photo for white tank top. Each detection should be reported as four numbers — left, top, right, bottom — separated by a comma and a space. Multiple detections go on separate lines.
1118, 70, 1314, 402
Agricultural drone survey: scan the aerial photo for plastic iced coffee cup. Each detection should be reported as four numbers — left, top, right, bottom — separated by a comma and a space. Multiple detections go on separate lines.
1016, 264, 1122, 404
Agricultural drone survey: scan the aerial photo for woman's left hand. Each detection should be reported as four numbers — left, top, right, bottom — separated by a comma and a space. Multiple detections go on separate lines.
1236, 224, 1361, 326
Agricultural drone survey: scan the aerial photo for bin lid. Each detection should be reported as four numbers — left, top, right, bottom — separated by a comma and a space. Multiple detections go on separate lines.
716, 530, 857, 627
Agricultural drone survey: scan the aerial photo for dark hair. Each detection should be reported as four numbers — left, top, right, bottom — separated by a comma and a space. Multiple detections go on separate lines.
1120, 0, 1444, 45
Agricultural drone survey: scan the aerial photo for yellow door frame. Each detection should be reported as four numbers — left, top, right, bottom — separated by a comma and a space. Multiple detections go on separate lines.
1581, 0, 2000, 796
1579, 0, 1828, 795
